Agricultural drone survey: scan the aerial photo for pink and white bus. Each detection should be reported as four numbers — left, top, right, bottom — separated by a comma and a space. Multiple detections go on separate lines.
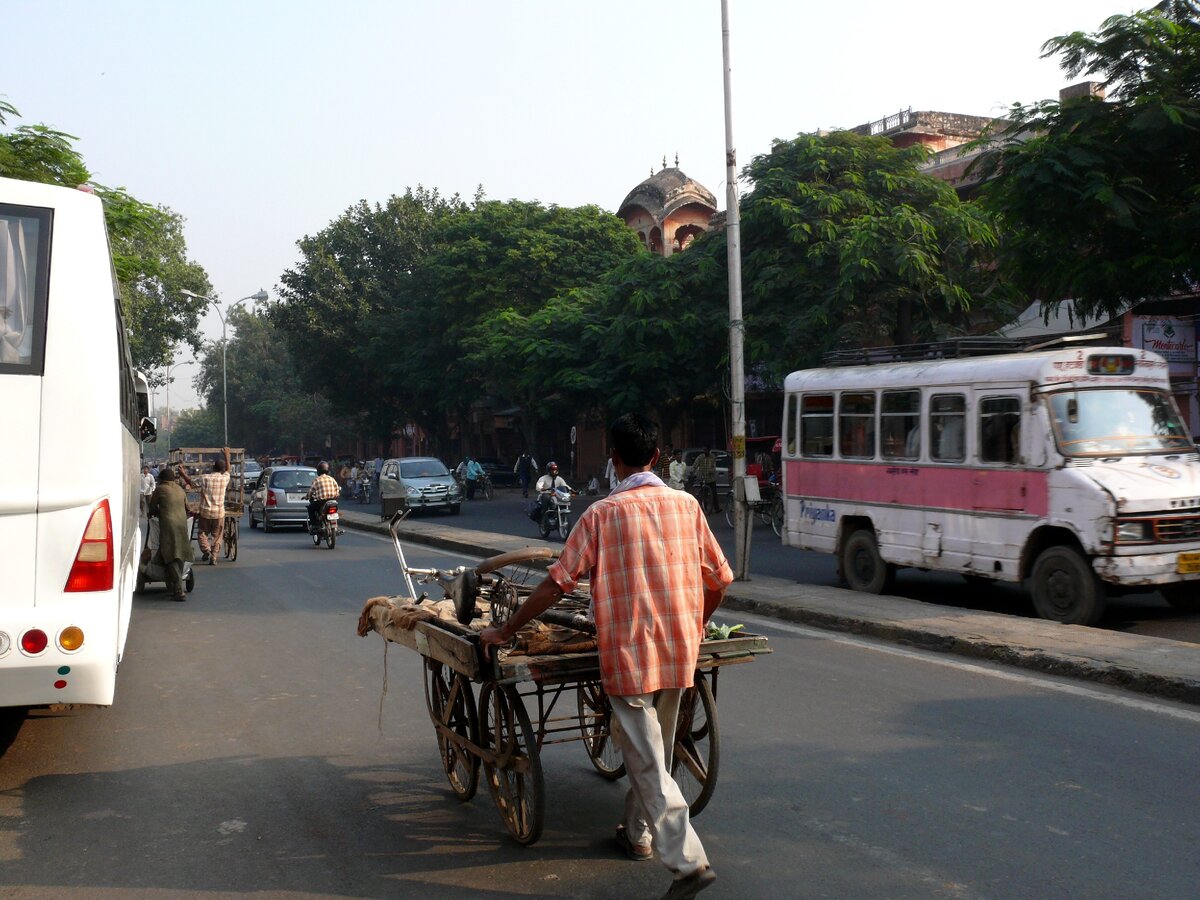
780, 346, 1200, 625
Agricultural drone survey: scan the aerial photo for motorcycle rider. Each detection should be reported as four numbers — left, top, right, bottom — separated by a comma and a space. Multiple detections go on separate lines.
306, 461, 341, 533
534, 461, 570, 519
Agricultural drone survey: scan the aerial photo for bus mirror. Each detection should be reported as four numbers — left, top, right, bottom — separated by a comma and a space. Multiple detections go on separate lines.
140, 416, 158, 444
1067, 397, 1079, 424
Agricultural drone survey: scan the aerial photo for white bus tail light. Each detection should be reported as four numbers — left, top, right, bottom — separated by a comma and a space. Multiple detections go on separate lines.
21, 629, 48, 655
64, 500, 114, 592
58, 626, 85, 652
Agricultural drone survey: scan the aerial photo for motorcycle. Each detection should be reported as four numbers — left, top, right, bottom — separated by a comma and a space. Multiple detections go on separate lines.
533, 485, 575, 540
309, 499, 340, 549
358, 474, 371, 504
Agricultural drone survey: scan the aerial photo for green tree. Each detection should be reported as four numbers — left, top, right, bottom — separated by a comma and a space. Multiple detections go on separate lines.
369, 199, 643, 448
1, 97, 212, 374
193, 308, 357, 455
272, 187, 470, 441
739, 131, 1012, 371
971, 1, 1200, 318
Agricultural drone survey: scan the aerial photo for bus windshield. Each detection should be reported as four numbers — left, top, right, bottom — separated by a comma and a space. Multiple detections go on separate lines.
1046, 389, 1192, 456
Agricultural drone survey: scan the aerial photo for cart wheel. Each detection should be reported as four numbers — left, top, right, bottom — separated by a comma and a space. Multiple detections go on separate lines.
134, 569, 146, 594
672, 671, 720, 817
424, 661, 480, 801
479, 682, 544, 845
577, 680, 625, 780
224, 518, 238, 561
770, 495, 784, 538
724, 496, 735, 529
185, 569, 195, 593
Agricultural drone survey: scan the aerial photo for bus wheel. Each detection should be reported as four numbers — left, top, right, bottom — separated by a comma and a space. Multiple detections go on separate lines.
1030, 546, 1105, 625
1161, 583, 1200, 613
841, 529, 895, 594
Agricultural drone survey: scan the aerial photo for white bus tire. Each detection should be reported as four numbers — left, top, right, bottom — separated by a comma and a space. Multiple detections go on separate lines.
841, 529, 895, 595
1030, 546, 1105, 626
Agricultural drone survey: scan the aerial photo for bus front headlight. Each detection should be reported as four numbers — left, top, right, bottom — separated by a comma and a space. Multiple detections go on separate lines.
1117, 521, 1149, 542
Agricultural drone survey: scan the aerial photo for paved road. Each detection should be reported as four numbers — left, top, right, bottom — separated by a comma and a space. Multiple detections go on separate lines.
4, 524, 1196, 897
346, 486, 1200, 645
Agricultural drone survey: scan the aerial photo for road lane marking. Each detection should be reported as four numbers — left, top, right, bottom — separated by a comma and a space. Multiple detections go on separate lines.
735, 611, 1200, 724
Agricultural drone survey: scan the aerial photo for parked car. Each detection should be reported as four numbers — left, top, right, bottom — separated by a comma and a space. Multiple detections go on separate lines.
475, 456, 518, 487
379, 456, 463, 517
247, 465, 318, 532
680, 448, 731, 486
241, 459, 263, 492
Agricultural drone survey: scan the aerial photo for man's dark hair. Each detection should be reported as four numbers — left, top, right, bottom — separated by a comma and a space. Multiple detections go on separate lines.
214, 458, 228, 473
158, 466, 176, 482
317, 461, 330, 475
610, 413, 658, 467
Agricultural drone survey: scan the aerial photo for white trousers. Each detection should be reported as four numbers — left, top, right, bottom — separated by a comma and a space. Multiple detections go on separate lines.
609, 689, 709, 877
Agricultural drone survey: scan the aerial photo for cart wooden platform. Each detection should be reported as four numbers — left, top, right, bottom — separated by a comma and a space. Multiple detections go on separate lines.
358, 522, 770, 845
168, 447, 245, 561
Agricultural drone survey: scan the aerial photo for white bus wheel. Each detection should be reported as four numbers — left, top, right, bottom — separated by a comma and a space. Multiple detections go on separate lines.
841, 529, 895, 594
1030, 546, 1105, 625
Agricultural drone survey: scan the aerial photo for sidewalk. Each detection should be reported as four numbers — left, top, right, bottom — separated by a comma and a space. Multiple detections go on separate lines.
338, 507, 1200, 705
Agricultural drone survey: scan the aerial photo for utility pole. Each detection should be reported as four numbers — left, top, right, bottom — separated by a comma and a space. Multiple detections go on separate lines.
721, 0, 750, 579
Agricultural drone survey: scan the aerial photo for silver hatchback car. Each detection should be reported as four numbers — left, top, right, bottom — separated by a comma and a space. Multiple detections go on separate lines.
248, 465, 318, 532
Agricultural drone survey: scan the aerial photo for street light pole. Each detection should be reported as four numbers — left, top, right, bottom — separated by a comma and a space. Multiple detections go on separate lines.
162, 356, 196, 452
181, 289, 268, 447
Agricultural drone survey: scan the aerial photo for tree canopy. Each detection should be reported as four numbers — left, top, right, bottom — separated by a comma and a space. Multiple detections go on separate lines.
1, 97, 212, 375
972, 0, 1200, 318
738, 131, 1013, 372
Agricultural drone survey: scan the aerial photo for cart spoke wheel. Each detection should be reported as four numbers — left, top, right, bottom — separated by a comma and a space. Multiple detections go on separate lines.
424, 662, 480, 801
223, 518, 238, 561
671, 672, 720, 817
480, 682, 544, 845
577, 680, 625, 780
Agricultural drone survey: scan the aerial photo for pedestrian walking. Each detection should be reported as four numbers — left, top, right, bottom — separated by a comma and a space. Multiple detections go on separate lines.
139, 465, 156, 517
515, 451, 538, 498
188, 447, 230, 565
481, 413, 731, 899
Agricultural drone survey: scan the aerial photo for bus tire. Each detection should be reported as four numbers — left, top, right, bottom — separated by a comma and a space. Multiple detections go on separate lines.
841, 529, 895, 594
1030, 546, 1105, 625
1161, 583, 1200, 613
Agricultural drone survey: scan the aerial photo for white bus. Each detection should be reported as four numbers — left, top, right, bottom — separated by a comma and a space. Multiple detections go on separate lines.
1, 175, 148, 708
781, 346, 1200, 625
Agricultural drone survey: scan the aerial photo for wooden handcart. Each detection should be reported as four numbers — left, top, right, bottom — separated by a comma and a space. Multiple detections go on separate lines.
357, 515, 770, 845
168, 447, 245, 562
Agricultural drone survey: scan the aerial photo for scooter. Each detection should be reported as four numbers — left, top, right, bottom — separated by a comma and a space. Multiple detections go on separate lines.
533, 485, 575, 540
134, 516, 195, 599
309, 499, 340, 549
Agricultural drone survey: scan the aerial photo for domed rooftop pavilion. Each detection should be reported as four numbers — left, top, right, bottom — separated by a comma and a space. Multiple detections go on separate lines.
617, 165, 718, 256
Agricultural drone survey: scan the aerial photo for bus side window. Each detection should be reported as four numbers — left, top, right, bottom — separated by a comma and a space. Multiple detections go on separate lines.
931, 394, 966, 462
839, 392, 876, 459
786, 395, 798, 456
980, 396, 1021, 464
800, 394, 833, 457
881, 389, 920, 460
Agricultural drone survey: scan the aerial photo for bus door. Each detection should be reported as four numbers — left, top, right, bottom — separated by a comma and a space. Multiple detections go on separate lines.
1, 202, 52, 608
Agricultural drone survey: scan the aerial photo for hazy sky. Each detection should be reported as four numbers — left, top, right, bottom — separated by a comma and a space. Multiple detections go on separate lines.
4, 0, 1128, 406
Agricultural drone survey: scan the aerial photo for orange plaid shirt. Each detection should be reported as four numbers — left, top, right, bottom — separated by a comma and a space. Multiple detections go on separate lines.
548, 483, 733, 696
197, 472, 230, 519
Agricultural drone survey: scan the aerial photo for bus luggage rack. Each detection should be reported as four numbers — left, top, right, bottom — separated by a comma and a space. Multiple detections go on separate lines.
822, 332, 1124, 368
822, 338, 1027, 367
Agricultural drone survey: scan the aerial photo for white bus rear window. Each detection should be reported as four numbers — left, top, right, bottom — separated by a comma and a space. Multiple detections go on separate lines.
0, 205, 52, 374
801, 395, 834, 457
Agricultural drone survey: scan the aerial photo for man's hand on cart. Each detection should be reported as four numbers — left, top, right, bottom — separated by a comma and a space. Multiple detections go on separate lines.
479, 575, 564, 660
